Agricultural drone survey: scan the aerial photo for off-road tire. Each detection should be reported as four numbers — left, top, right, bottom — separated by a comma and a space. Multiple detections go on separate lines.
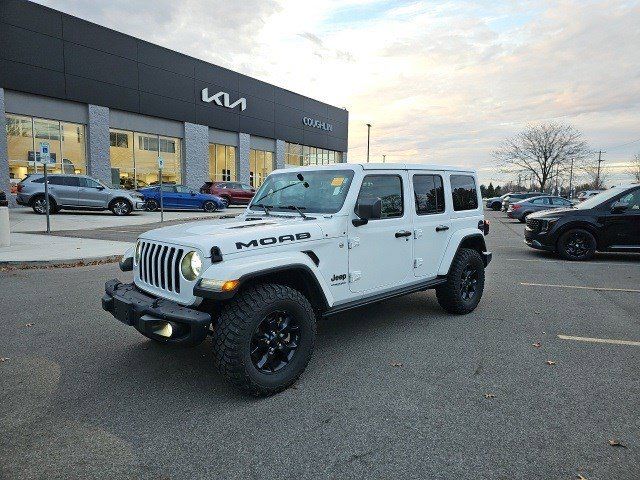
31, 195, 57, 215
436, 248, 485, 314
145, 199, 159, 211
203, 200, 218, 213
557, 228, 596, 261
212, 283, 316, 396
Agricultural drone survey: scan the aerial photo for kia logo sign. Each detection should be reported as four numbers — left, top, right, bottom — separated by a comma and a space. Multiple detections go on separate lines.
201, 88, 247, 111
303, 116, 333, 132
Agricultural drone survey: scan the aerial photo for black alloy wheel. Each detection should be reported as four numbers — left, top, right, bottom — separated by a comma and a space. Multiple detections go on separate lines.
460, 265, 479, 300
558, 229, 596, 261
250, 311, 301, 374
203, 200, 218, 213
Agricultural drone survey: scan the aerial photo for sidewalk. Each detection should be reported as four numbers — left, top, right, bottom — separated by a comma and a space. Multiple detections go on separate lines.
0, 232, 132, 267
1, 206, 243, 267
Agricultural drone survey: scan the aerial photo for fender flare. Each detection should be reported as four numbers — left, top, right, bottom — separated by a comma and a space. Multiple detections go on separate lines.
437, 229, 488, 276
194, 251, 333, 309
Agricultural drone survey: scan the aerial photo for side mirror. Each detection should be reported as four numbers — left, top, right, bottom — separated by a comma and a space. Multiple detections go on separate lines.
611, 201, 628, 213
191, 191, 196, 196
353, 197, 382, 226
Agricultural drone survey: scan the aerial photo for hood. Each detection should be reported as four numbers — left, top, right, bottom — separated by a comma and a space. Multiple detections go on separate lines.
528, 207, 575, 219
139, 215, 325, 257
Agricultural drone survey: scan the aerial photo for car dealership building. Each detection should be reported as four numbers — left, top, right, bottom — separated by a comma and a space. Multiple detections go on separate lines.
0, 0, 348, 206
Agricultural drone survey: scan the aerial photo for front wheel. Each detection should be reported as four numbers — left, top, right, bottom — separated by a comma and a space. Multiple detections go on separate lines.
557, 229, 596, 261
145, 199, 159, 211
212, 283, 316, 396
203, 200, 218, 213
110, 199, 132, 216
436, 248, 485, 314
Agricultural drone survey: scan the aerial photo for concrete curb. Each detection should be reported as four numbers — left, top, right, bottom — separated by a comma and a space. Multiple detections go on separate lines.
0, 255, 121, 271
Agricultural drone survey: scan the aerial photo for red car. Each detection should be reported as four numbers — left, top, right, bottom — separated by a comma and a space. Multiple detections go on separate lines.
199, 181, 255, 207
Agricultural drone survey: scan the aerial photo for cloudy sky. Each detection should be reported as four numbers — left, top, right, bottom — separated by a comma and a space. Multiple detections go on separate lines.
37, 0, 640, 185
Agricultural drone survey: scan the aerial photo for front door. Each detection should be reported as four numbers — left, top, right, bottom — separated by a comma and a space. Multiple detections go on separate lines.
78, 177, 108, 207
410, 171, 451, 278
348, 172, 413, 293
159, 185, 180, 208
602, 187, 640, 248
175, 186, 200, 209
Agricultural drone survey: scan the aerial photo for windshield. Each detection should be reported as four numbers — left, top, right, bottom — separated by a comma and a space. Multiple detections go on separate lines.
575, 187, 626, 209
250, 169, 354, 214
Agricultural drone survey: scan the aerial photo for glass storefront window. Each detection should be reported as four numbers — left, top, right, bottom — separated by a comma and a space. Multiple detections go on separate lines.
209, 144, 237, 182
109, 129, 182, 189
285, 142, 303, 167
6, 114, 87, 182
289, 143, 342, 167
249, 149, 274, 187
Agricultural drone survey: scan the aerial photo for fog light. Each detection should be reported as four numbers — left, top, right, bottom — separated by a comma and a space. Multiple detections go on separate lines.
153, 322, 173, 338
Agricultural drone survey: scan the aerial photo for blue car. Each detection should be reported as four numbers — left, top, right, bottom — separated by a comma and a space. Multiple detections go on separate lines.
139, 185, 226, 212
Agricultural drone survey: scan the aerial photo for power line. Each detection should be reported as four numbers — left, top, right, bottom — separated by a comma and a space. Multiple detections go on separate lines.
604, 137, 640, 150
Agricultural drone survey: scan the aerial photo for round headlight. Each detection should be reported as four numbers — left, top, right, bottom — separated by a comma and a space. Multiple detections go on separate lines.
181, 251, 202, 281
134, 241, 142, 264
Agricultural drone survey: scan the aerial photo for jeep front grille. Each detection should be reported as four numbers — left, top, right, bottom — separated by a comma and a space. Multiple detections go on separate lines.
138, 241, 184, 293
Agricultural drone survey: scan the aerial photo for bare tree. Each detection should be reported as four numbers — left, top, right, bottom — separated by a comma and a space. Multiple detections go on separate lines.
627, 154, 640, 183
580, 163, 610, 189
493, 123, 591, 191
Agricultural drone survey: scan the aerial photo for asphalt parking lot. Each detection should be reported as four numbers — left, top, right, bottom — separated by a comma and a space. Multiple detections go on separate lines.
0, 209, 638, 479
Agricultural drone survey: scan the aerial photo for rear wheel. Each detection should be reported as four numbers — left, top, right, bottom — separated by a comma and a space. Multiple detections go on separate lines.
557, 228, 596, 261
436, 248, 485, 314
212, 283, 316, 396
110, 199, 132, 216
203, 200, 218, 213
519, 212, 530, 223
31, 195, 57, 215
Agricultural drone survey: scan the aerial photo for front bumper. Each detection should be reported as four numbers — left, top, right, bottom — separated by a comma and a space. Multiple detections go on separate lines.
524, 229, 555, 251
132, 200, 146, 210
101, 279, 211, 346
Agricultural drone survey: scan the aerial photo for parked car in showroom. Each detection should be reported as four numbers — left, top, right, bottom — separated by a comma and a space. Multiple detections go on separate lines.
501, 192, 544, 211
525, 184, 640, 260
485, 193, 512, 211
577, 189, 604, 201
16, 174, 145, 215
507, 195, 574, 222
140, 184, 226, 212
199, 181, 255, 207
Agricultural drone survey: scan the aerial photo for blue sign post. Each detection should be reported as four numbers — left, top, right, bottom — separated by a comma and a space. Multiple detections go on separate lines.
39, 142, 52, 233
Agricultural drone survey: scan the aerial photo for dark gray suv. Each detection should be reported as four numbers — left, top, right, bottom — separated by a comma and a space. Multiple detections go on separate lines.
16, 174, 145, 216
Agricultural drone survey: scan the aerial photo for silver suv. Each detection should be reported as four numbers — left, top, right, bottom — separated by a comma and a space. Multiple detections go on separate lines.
16, 174, 145, 216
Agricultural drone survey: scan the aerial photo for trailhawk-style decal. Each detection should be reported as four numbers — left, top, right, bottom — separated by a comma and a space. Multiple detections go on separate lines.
235, 232, 312, 250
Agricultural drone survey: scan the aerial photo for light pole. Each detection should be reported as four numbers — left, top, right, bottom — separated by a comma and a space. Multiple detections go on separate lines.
366, 123, 372, 163
382, 154, 386, 163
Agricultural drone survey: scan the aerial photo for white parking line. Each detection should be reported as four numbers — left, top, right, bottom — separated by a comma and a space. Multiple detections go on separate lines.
558, 334, 640, 346
520, 282, 640, 293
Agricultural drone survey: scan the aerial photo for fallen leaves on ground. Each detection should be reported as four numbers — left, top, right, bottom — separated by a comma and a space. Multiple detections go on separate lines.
608, 439, 627, 448
483, 393, 496, 399
546, 360, 556, 365
390, 362, 403, 367
0, 357, 8, 362
24, 323, 35, 327
577, 474, 588, 480
532, 342, 541, 348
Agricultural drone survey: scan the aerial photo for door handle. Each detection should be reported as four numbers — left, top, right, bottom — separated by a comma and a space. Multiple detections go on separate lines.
435, 225, 450, 232
395, 230, 412, 238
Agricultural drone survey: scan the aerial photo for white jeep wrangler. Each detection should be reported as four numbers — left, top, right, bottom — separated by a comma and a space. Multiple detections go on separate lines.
102, 164, 491, 395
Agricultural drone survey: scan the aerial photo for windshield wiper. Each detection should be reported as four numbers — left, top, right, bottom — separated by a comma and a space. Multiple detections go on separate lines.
278, 205, 312, 220
253, 173, 309, 205
252, 203, 273, 216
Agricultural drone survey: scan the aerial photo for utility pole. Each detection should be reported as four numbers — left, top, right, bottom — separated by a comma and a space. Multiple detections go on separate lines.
382, 154, 386, 163
366, 123, 372, 163
596, 150, 606, 189
568, 157, 575, 199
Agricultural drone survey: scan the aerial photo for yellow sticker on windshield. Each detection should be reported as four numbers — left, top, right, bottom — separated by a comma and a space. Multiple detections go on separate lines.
331, 177, 345, 187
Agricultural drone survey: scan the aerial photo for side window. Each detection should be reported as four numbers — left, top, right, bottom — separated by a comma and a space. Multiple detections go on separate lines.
161, 185, 175, 193
413, 174, 445, 214
80, 178, 102, 188
619, 189, 640, 209
175, 186, 191, 194
551, 197, 569, 206
48, 176, 64, 186
356, 174, 403, 219
450, 175, 479, 211
531, 197, 549, 205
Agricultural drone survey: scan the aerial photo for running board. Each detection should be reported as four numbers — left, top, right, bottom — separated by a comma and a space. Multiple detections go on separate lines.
323, 277, 447, 317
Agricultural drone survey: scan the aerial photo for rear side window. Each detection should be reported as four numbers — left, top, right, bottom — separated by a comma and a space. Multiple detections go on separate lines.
531, 197, 550, 205
31, 177, 46, 184
79, 178, 102, 188
49, 176, 79, 186
450, 175, 478, 211
357, 175, 403, 218
413, 175, 445, 214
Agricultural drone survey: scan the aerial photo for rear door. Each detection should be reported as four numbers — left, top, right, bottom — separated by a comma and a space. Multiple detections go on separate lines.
410, 171, 451, 278
348, 172, 413, 293
48, 176, 79, 206
78, 177, 110, 208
